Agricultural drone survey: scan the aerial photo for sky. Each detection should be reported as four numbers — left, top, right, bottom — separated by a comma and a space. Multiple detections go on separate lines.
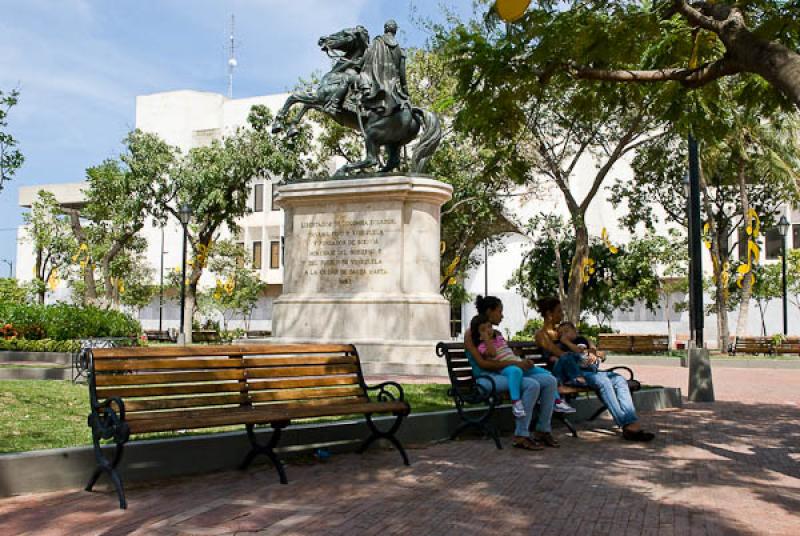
0, 0, 475, 276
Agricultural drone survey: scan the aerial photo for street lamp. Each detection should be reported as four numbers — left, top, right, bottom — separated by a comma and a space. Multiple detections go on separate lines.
778, 214, 790, 336
178, 203, 193, 345
0, 258, 12, 278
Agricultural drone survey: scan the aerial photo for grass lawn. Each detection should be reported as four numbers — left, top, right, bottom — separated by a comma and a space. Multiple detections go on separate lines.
0, 380, 453, 454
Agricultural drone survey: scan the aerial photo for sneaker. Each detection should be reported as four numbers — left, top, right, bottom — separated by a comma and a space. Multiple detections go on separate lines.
554, 399, 577, 414
511, 400, 526, 418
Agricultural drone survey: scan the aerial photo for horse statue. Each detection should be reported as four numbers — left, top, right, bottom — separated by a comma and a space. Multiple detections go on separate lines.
272, 22, 441, 175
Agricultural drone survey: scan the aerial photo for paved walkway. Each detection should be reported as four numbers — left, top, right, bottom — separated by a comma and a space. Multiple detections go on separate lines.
1, 365, 799, 535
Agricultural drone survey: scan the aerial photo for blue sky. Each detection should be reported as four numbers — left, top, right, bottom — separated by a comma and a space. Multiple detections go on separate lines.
0, 0, 474, 275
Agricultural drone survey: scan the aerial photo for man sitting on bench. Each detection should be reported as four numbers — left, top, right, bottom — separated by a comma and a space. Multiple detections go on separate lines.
534, 297, 655, 442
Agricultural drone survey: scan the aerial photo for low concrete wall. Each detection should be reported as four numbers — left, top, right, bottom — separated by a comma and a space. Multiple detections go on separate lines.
0, 387, 681, 498
0, 351, 73, 365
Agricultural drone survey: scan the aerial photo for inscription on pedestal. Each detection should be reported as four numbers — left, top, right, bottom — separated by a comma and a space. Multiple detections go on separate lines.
296, 214, 397, 290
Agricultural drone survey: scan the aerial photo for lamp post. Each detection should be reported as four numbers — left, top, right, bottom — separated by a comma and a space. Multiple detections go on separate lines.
778, 215, 790, 336
178, 203, 193, 345
158, 227, 165, 333
0, 258, 12, 278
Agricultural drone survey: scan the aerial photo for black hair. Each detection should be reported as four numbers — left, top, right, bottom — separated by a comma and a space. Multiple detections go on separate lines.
475, 295, 502, 315
536, 296, 561, 317
558, 321, 576, 330
469, 314, 492, 347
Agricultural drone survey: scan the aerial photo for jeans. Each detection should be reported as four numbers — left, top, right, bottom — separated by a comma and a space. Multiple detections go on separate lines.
477, 368, 557, 435
553, 352, 597, 385
582, 370, 638, 427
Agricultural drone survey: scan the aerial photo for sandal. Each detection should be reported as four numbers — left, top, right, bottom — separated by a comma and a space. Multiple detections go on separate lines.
512, 436, 544, 451
533, 431, 560, 448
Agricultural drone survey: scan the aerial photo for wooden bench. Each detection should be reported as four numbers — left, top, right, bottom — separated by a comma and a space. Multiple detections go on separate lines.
436, 341, 640, 447
773, 337, 800, 355
729, 336, 774, 355
598, 334, 669, 354
143, 329, 176, 343
82, 343, 410, 509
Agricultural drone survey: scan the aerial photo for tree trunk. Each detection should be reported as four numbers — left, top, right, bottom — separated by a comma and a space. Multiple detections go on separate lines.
183, 291, 195, 345
714, 219, 731, 353
65, 209, 98, 304
665, 291, 673, 350
564, 225, 589, 324
735, 164, 753, 338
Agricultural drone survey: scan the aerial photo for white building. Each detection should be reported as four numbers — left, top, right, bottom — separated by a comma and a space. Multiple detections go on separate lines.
17, 89, 800, 345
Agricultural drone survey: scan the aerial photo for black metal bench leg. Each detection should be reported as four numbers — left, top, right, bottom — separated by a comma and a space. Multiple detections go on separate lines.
85, 434, 127, 509
357, 413, 410, 466
588, 404, 609, 422
554, 411, 578, 438
240, 422, 288, 484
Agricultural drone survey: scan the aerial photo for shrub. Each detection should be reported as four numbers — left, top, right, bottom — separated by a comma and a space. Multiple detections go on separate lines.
0, 338, 82, 353
0, 278, 29, 304
0, 303, 141, 340
512, 318, 613, 342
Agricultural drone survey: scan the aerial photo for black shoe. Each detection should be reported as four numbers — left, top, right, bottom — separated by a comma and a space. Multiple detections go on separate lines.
622, 429, 655, 442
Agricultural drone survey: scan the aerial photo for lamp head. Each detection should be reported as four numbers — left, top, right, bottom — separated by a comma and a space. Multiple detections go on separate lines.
778, 215, 790, 238
179, 203, 193, 225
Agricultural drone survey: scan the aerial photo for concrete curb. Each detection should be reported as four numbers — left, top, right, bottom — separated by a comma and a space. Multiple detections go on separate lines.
0, 351, 73, 365
0, 387, 681, 498
607, 355, 800, 369
0, 367, 72, 380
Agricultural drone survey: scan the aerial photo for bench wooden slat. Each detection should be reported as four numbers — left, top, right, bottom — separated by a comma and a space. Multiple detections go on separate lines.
249, 385, 366, 403
91, 344, 355, 359
125, 400, 408, 433
245, 364, 358, 379
244, 355, 357, 367
95, 369, 244, 386
246, 375, 360, 390
94, 358, 244, 371
96, 381, 244, 399
125, 393, 249, 412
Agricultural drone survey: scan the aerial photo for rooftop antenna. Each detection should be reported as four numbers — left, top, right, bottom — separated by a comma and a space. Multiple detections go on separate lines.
227, 14, 238, 98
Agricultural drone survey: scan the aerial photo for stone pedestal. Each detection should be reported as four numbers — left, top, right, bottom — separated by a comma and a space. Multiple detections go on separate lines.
272, 175, 452, 375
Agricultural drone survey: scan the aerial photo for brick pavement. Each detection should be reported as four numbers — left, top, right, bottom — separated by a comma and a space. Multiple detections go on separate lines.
1, 365, 798, 535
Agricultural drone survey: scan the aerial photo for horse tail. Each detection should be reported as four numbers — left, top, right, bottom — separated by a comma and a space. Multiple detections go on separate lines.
411, 108, 442, 173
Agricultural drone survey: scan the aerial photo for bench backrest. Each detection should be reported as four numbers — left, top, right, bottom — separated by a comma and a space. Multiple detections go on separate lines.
89, 344, 368, 423
436, 341, 545, 396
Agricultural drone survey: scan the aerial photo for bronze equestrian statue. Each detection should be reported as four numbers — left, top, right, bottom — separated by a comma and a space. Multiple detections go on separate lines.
272, 21, 441, 175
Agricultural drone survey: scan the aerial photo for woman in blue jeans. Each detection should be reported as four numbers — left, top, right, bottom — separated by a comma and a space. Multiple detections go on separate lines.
464, 295, 559, 450
534, 297, 655, 442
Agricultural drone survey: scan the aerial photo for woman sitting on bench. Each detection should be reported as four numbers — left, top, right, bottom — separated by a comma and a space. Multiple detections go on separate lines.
464, 295, 559, 450
534, 297, 655, 442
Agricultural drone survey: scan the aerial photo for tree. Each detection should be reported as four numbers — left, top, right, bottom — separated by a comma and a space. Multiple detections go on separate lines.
483, 1, 800, 111
23, 191, 77, 304
441, 21, 668, 322
750, 263, 782, 335
64, 132, 178, 308
198, 240, 266, 335
508, 216, 671, 325
161, 106, 316, 343
0, 89, 24, 193
610, 100, 798, 349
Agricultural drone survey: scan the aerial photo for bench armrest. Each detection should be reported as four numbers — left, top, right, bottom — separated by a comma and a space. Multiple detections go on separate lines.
600, 365, 636, 380
88, 396, 130, 443
449, 373, 499, 406
365, 381, 406, 403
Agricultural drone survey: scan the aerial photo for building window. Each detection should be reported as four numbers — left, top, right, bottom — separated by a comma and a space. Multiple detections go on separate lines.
270, 241, 280, 269
270, 182, 280, 211
253, 183, 264, 212
450, 303, 463, 338
765, 227, 783, 260
793, 224, 800, 250
252, 241, 262, 269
